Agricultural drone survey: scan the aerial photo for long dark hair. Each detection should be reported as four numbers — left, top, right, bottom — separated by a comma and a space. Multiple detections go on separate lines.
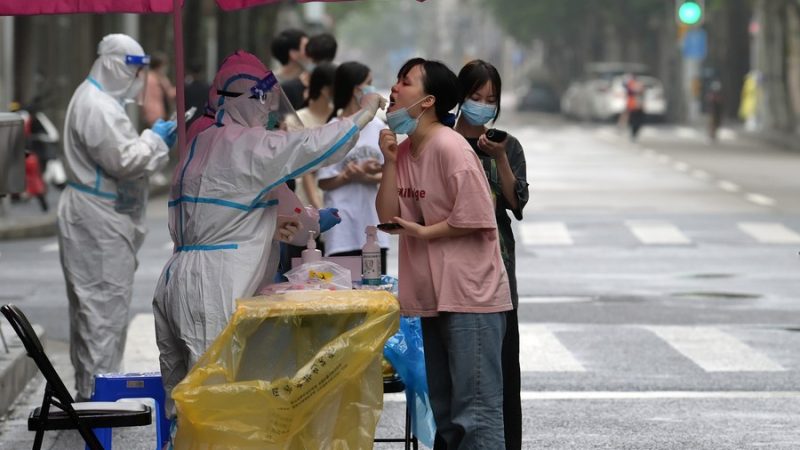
396, 58, 458, 126
457, 59, 502, 123
327, 61, 370, 123
308, 62, 336, 101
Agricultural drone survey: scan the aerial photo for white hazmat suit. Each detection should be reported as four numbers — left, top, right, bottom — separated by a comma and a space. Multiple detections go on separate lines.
152, 57, 384, 415
58, 34, 171, 400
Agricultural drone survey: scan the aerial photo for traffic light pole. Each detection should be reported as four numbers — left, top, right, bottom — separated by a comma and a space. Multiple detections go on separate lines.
683, 56, 703, 123
676, 1, 706, 123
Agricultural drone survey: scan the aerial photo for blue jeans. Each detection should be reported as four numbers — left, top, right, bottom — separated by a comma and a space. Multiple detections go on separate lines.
422, 312, 507, 449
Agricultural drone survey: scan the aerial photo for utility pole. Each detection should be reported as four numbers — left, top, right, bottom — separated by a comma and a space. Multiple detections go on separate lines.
0, 17, 13, 112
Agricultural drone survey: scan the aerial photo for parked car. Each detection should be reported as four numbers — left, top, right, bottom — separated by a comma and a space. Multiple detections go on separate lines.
517, 82, 560, 113
561, 62, 667, 121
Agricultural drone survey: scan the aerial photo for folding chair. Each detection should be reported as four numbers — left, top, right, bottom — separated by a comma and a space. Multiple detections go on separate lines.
1, 304, 152, 450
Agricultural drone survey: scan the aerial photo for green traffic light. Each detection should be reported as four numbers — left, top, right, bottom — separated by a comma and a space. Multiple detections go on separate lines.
678, 1, 703, 25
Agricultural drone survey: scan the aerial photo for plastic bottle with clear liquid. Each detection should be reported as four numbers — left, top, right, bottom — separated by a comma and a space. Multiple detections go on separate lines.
361, 225, 381, 286
301, 230, 321, 264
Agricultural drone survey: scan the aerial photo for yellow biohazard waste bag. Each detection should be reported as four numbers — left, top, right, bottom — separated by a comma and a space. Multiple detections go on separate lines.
172, 290, 400, 449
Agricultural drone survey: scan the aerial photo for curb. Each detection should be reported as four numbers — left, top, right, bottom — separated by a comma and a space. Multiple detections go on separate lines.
0, 182, 170, 241
0, 213, 57, 241
0, 323, 44, 416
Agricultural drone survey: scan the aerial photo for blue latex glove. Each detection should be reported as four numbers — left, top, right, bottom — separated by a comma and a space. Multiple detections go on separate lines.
151, 119, 177, 148
318, 208, 341, 233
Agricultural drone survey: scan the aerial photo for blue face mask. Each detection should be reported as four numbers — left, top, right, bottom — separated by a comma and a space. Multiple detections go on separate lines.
461, 99, 497, 126
355, 84, 378, 104
386, 96, 429, 135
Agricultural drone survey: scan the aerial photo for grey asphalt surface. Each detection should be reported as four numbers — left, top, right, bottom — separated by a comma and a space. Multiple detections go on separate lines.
1, 112, 799, 448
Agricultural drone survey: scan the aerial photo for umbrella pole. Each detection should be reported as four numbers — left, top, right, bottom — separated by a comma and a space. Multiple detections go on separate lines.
173, 0, 187, 157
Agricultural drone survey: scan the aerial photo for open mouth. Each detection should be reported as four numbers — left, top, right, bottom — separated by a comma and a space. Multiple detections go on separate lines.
387, 96, 397, 112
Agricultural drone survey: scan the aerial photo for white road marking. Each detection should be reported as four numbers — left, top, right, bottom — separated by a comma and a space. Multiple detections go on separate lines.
385, 391, 800, 402
519, 324, 585, 372
40, 241, 59, 253
738, 222, 800, 244
676, 127, 699, 139
520, 222, 573, 246
717, 180, 741, 192
626, 221, 691, 245
123, 313, 160, 373
690, 169, 710, 180
745, 193, 776, 207
519, 296, 594, 305
673, 161, 690, 172
646, 326, 785, 372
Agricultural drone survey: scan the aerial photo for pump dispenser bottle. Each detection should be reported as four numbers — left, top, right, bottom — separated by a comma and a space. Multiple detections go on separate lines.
301, 230, 321, 264
361, 226, 381, 286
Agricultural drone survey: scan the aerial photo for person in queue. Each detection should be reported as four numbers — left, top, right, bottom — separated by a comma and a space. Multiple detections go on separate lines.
375, 57, 512, 449
455, 59, 529, 450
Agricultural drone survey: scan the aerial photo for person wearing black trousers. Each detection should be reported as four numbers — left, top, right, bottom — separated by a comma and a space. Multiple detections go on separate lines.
453, 59, 529, 450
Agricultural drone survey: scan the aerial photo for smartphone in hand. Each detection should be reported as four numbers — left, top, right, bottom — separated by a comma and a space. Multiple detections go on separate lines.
377, 222, 403, 231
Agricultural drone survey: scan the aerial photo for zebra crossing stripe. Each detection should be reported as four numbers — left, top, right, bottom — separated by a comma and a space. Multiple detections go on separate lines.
738, 222, 800, 244
626, 221, 691, 245
384, 391, 800, 402
519, 324, 585, 372
645, 326, 785, 372
520, 222, 573, 246
39, 241, 59, 253
123, 313, 160, 373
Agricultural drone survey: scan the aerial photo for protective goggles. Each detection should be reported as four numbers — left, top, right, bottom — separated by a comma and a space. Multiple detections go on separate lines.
124, 53, 151, 106
217, 73, 279, 101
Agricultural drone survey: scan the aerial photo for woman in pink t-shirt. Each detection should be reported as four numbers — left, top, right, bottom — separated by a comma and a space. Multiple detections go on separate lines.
376, 58, 512, 449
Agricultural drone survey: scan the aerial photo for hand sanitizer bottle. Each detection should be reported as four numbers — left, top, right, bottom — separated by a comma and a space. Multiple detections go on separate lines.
362, 226, 381, 286
301, 230, 321, 264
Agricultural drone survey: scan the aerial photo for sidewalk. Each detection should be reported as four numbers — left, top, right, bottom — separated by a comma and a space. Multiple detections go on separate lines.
0, 189, 59, 240
0, 176, 171, 241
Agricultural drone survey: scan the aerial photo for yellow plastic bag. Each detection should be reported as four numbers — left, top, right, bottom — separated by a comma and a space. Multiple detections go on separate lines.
172, 290, 400, 449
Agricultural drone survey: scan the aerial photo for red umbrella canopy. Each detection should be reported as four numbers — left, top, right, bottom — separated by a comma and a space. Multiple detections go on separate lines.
0, 0, 352, 15
0, 0, 407, 152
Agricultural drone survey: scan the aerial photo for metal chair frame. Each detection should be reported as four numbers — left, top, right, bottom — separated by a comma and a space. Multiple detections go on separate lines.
1, 304, 151, 450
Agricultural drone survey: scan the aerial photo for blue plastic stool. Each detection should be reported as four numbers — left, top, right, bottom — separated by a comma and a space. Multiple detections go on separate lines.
89, 372, 169, 450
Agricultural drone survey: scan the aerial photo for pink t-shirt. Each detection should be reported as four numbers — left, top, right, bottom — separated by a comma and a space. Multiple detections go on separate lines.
395, 126, 512, 316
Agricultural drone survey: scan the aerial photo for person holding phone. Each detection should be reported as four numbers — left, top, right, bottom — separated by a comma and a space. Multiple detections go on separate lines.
376, 57, 512, 449
455, 59, 529, 450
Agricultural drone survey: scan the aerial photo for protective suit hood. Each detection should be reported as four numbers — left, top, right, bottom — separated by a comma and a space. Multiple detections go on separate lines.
88, 34, 148, 101
208, 50, 265, 116
214, 59, 299, 130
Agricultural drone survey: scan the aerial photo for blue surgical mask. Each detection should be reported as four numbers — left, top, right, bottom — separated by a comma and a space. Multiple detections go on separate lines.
386, 96, 428, 135
355, 85, 378, 104
461, 99, 497, 126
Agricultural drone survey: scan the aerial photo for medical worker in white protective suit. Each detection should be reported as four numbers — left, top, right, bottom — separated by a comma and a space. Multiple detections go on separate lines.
153, 53, 385, 415
58, 34, 176, 400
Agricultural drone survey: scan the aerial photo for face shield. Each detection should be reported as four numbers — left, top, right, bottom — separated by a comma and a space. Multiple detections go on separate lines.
123, 54, 150, 105
218, 72, 301, 130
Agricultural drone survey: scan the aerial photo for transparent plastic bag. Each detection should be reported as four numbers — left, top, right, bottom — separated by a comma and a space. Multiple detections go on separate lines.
115, 176, 148, 217
284, 260, 351, 290
172, 291, 400, 449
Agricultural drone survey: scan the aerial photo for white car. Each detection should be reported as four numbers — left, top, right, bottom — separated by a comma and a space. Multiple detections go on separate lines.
591, 75, 667, 121
561, 63, 667, 121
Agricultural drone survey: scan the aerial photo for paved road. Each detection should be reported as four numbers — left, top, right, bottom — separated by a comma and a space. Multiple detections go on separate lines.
1, 113, 799, 448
